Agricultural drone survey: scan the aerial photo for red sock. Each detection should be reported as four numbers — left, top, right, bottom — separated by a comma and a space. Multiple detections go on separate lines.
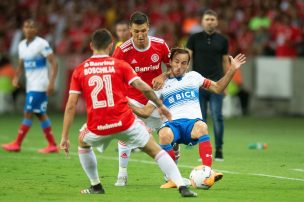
199, 141, 213, 167
15, 124, 31, 145
166, 149, 176, 162
43, 127, 56, 146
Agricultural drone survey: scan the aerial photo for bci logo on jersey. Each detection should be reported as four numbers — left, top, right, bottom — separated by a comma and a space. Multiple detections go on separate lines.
151, 54, 159, 62
167, 90, 196, 104
24, 61, 37, 68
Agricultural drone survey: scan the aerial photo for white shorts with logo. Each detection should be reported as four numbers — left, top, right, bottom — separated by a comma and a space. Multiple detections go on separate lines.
79, 118, 150, 153
128, 98, 162, 131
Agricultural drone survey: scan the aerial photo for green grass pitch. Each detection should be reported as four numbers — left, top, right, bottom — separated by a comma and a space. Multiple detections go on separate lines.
0, 114, 303, 202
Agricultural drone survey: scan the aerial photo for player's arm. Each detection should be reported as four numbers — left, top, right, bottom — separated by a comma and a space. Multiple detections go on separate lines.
131, 78, 171, 121
12, 59, 24, 88
46, 53, 58, 96
203, 54, 246, 94
129, 100, 156, 118
60, 93, 79, 155
152, 71, 171, 90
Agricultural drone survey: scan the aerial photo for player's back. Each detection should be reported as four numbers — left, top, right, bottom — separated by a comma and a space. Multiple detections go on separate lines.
71, 55, 137, 135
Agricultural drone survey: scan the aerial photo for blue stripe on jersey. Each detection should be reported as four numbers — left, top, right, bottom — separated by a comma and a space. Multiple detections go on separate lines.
162, 87, 199, 108
24, 56, 47, 70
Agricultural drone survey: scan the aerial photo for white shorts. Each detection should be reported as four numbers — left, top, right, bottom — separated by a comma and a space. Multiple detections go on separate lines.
128, 98, 162, 131
79, 118, 150, 153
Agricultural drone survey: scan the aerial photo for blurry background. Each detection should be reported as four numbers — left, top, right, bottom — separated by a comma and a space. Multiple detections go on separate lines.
0, 0, 304, 116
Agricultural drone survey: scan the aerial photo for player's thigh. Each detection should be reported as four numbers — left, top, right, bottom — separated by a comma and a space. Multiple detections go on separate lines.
191, 120, 208, 139
158, 127, 174, 144
141, 135, 162, 158
78, 123, 112, 150
116, 119, 150, 149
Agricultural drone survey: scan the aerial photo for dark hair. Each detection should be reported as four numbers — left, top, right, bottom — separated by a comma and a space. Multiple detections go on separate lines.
202, 9, 218, 18
129, 11, 149, 26
23, 19, 38, 28
91, 29, 113, 50
116, 20, 129, 27
169, 48, 191, 64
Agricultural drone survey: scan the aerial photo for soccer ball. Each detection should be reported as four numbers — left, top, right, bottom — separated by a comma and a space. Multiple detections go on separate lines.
189, 165, 215, 190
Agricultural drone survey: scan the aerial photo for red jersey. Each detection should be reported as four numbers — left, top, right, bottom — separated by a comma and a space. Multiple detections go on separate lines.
113, 36, 170, 105
69, 55, 139, 135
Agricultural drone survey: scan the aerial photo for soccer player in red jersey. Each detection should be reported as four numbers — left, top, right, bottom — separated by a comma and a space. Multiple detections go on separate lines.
112, 11, 173, 186
59, 29, 197, 197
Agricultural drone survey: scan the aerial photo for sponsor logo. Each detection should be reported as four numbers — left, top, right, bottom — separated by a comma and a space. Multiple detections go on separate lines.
121, 152, 128, 158
131, 59, 137, 64
97, 121, 122, 130
151, 54, 159, 62
167, 91, 196, 104
134, 64, 160, 72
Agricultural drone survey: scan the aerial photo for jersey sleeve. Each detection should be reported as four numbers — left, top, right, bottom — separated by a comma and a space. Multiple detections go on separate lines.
40, 40, 53, 57
112, 47, 124, 60
162, 42, 170, 65
120, 60, 139, 85
69, 69, 82, 94
189, 71, 206, 87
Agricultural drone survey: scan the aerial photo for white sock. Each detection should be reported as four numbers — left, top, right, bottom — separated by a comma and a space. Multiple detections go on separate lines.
118, 141, 131, 177
78, 147, 100, 186
155, 150, 185, 187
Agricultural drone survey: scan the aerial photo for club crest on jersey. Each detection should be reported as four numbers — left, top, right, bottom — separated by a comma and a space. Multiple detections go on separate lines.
151, 54, 159, 62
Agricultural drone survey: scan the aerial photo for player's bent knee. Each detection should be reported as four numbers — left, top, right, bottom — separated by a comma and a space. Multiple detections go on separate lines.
192, 121, 208, 139
158, 127, 174, 144
78, 137, 90, 148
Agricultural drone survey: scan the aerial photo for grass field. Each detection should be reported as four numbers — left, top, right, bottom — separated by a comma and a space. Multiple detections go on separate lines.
0, 113, 303, 202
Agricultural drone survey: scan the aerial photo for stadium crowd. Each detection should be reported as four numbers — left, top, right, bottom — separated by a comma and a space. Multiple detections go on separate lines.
0, 0, 304, 58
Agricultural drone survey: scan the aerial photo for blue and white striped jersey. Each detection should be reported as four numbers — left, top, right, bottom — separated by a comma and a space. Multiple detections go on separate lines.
18, 36, 53, 92
151, 71, 206, 120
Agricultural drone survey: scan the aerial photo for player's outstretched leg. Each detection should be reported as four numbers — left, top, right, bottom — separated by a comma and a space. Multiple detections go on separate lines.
115, 141, 131, 186
78, 146, 104, 194
143, 137, 197, 197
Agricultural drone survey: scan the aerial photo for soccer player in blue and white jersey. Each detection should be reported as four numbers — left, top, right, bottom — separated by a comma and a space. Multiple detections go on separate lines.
2, 19, 59, 153
129, 48, 246, 188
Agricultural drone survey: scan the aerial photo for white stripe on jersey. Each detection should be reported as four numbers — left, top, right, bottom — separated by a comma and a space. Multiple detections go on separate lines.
120, 39, 132, 49
150, 36, 165, 44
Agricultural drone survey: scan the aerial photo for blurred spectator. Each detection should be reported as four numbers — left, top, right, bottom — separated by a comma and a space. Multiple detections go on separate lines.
0, 54, 15, 113
0, 0, 303, 57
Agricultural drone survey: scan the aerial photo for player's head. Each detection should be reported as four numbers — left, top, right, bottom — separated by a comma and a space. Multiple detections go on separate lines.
115, 21, 130, 43
169, 48, 191, 78
129, 11, 149, 49
22, 19, 38, 40
201, 9, 218, 34
90, 29, 113, 54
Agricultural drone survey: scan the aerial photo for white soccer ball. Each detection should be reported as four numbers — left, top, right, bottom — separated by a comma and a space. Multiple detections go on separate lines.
189, 165, 215, 190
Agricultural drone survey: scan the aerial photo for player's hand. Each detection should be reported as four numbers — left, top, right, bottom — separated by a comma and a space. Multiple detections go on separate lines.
158, 105, 172, 121
47, 83, 55, 96
60, 137, 70, 158
12, 77, 19, 88
229, 54, 246, 70
152, 74, 166, 90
